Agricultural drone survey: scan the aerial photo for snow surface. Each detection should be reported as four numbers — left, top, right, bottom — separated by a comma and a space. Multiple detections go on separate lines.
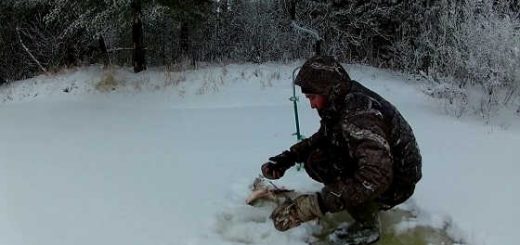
0, 63, 518, 245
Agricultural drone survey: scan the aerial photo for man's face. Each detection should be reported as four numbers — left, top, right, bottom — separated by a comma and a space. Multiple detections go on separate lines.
305, 94, 328, 110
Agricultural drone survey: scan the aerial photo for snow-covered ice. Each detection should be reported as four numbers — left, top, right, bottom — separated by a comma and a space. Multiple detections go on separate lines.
0, 63, 518, 245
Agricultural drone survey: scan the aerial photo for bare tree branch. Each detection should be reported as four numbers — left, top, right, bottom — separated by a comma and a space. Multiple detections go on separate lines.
107, 47, 135, 52
107, 47, 151, 53
290, 20, 322, 41
16, 26, 47, 73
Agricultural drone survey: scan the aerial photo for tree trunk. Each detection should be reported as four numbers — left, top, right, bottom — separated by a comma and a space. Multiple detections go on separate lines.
132, 0, 146, 73
289, 0, 297, 20
98, 35, 110, 66
180, 22, 190, 58
180, 22, 196, 67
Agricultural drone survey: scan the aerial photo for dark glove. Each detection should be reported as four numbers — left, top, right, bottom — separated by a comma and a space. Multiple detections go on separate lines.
270, 194, 323, 231
318, 182, 347, 213
261, 151, 296, 180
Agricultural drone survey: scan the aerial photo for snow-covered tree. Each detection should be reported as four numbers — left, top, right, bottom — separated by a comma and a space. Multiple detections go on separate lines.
394, 0, 520, 116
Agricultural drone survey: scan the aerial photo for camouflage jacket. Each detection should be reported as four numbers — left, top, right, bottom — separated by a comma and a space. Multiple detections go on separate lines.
289, 80, 422, 209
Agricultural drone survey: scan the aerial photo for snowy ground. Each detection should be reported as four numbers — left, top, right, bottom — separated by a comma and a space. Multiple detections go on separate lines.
0, 63, 518, 245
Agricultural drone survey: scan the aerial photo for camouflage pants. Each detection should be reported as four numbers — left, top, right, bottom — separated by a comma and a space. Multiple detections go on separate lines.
304, 149, 380, 225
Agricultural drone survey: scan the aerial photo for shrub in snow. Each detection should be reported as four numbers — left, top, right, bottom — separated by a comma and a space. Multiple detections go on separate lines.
163, 65, 187, 88
95, 70, 118, 92
424, 83, 468, 118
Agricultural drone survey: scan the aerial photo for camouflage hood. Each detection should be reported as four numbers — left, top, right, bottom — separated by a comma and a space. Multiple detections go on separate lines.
295, 55, 351, 95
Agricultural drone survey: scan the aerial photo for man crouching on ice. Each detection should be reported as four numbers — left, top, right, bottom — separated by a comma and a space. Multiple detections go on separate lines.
261, 55, 422, 245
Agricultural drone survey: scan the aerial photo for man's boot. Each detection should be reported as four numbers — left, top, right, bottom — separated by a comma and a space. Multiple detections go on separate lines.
329, 201, 381, 245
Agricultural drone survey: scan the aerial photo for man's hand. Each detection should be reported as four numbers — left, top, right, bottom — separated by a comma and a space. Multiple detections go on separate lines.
261, 162, 286, 179
261, 151, 295, 180
270, 194, 323, 231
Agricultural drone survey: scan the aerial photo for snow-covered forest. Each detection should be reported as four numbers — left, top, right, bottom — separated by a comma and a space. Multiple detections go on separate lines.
0, 1, 520, 245
1, 0, 519, 118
